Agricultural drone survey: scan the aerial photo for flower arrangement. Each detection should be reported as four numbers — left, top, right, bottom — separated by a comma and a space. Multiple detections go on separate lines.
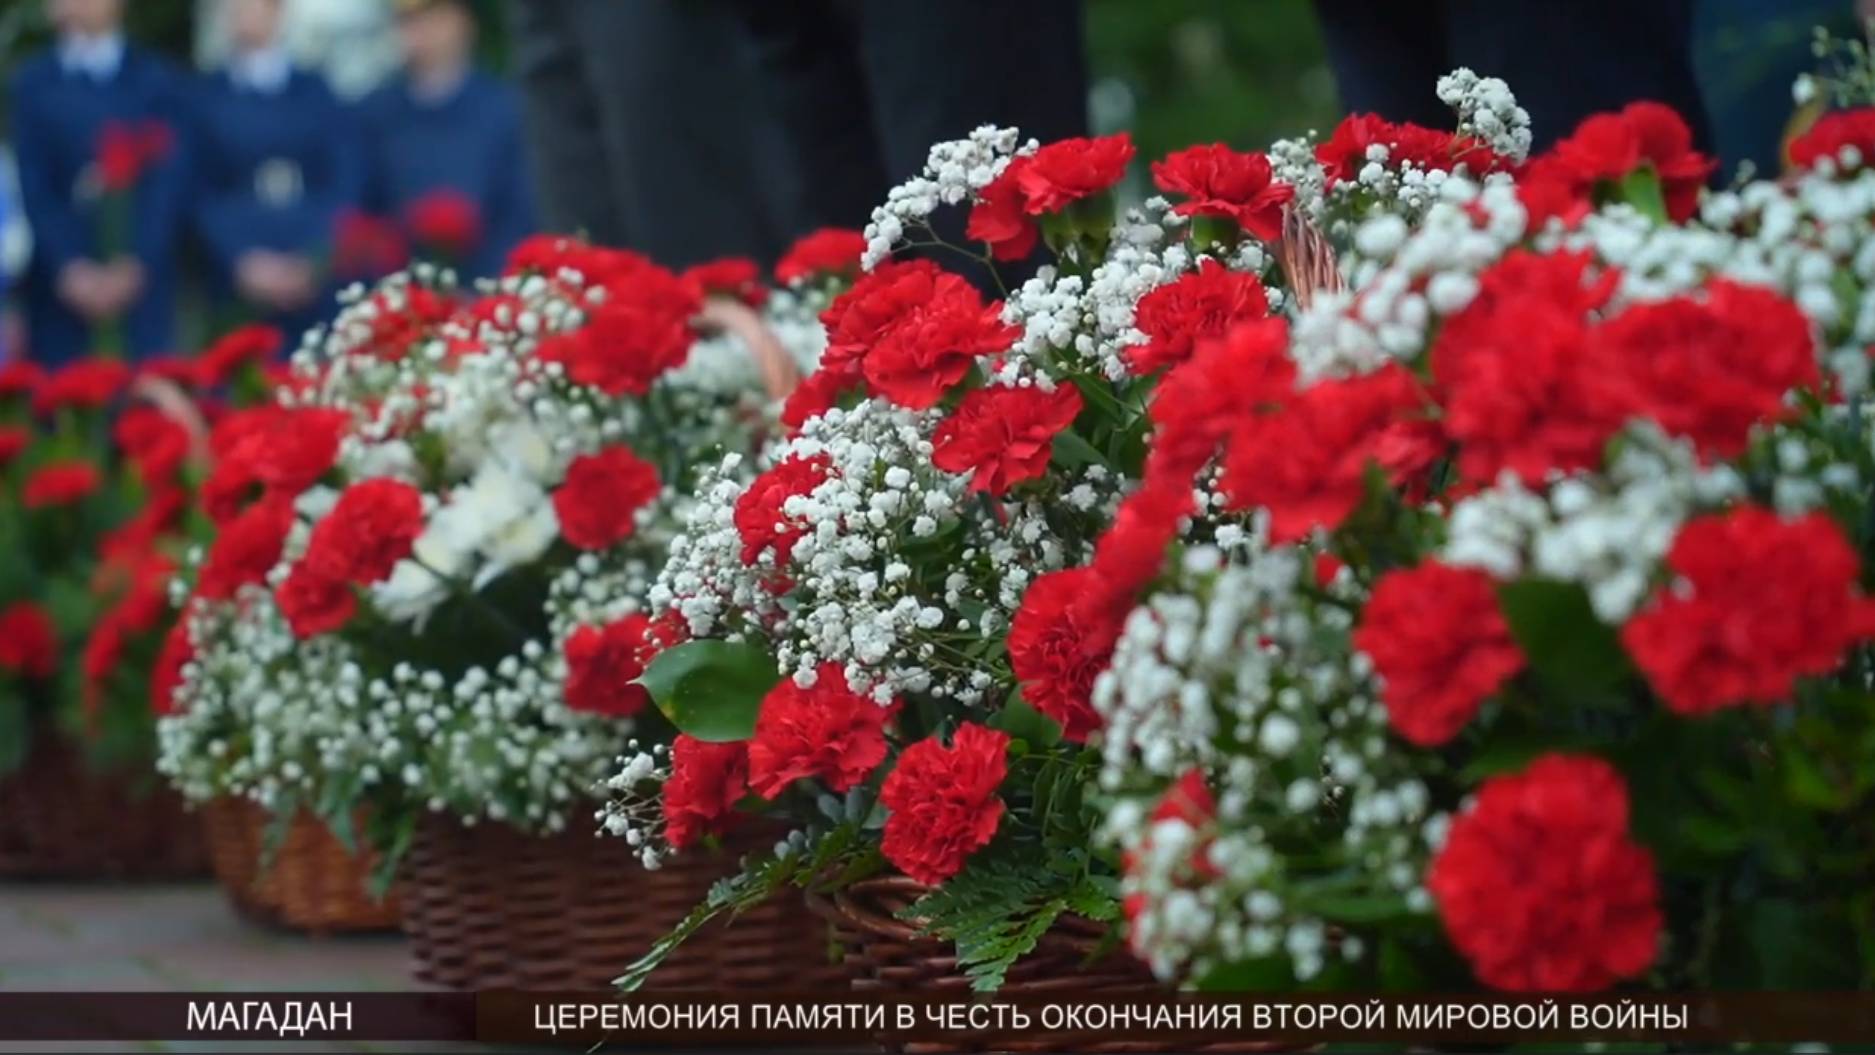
155, 237, 827, 872
0, 326, 282, 798
1097, 82, 1875, 993
603, 87, 1523, 987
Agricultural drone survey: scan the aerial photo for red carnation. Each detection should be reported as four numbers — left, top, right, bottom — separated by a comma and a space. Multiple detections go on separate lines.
0, 602, 57, 680
879, 722, 1009, 886
734, 454, 831, 567
563, 613, 655, 718
0, 361, 45, 400
1429, 754, 1660, 991
931, 382, 1082, 495
662, 734, 748, 850
302, 478, 423, 585
332, 210, 410, 281
858, 272, 1016, 410
204, 405, 349, 520
0, 425, 33, 467
536, 268, 700, 396
1088, 474, 1194, 601
967, 155, 1039, 261
1622, 506, 1875, 715
403, 190, 483, 258
1542, 101, 1715, 223
196, 497, 295, 601
779, 365, 861, 430
1222, 363, 1425, 544
275, 560, 357, 639
820, 259, 941, 374
33, 357, 130, 416
1008, 566, 1126, 742
1151, 144, 1293, 240
1129, 260, 1270, 375
1353, 562, 1524, 746
1317, 114, 1503, 185
1431, 250, 1629, 486
195, 324, 282, 388
113, 407, 191, 487
682, 256, 767, 307
1015, 133, 1135, 214
1147, 317, 1296, 480
96, 119, 172, 193
23, 460, 101, 508
748, 664, 897, 798
774, 227, 867, 285
1790, 107, 1875, 171
553, 445, 661, 551
1598, 280, 1816, 461
505, 236, 651, 284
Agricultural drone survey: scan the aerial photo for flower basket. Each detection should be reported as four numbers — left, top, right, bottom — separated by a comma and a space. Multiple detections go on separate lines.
811, 875, 1291, 1054
401, 812, 844, 990
0, 726, 205, 879
199, 797, 400, 932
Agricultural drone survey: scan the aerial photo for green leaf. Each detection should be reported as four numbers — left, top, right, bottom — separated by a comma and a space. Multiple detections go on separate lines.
1049, 427, 1108, 474
992, 694, 1063, 750
1496, 579, 1634, 701
1613, 166, 1670, 225
637, 640, 780, 742
1713, 898, 1862, 988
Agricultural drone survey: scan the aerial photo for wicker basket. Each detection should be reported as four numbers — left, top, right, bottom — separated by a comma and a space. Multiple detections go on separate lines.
0, 727, 206, 879
199, 797, 401, 932
401, 812, 846, 991
813, 874, 1291, 1053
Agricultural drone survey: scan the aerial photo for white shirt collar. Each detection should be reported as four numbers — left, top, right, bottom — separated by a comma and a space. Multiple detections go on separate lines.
230, 47, 292, 94
58, 32, 125, 80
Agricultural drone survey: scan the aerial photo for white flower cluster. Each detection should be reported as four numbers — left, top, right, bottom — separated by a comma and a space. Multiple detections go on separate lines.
862, 125, 1026, 268
1290, 178, 1528, 382
654, 397, 1083, 705
1435, 67, 1533, 163
1097, 545, 1441, 982
1443, 427, 1745, 622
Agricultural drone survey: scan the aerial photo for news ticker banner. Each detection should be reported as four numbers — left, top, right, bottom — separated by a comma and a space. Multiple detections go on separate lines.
0, 992, 1871, 1046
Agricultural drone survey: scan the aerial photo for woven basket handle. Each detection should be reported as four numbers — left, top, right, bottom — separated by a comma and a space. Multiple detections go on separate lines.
1277, 205, 1344, 311
129, 374, 213, 476
695, 296, 801, 401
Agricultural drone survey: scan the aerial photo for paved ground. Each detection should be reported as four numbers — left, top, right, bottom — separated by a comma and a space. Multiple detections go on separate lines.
0, 881, 472, 1054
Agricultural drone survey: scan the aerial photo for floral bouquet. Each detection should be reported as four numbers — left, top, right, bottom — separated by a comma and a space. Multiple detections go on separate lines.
155, 236, 824, 883
1097, 78, 1875, 994
599, 89, 1522, 988
0, 324, 283, 873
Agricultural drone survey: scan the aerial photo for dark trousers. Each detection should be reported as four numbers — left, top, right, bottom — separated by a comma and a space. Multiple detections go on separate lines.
510, 0, 1087, 269
1313, 0, 1715, 153
508, 0, 793, 267
732, 0, 1089, 240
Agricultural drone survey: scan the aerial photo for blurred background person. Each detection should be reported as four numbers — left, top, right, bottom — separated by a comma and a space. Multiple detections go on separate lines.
726, 0, 1088, 277
190, 0, 362, 336
10, 0, 188, 363
360, 0, 533, 279
194, 0, 399, 102
1311, 0, 1715, 152
508, 0, 791, 267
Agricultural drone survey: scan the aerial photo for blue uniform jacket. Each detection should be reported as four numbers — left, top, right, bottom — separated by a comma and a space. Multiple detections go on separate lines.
358, 70, 536, 280
189, 66, 364, 335
10, 46, 188, 364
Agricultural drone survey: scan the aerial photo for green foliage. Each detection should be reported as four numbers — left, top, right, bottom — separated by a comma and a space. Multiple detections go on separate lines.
901, 840, 1117, 992
615, 818, 881, 991
638, 639, 781, 742
1495, 578, 1635, 704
